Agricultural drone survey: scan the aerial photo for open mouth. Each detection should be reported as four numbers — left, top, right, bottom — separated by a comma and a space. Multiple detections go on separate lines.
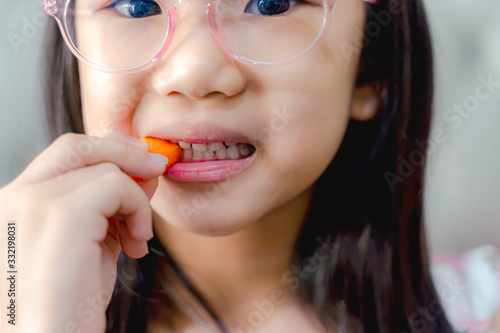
170, 140, 256, 163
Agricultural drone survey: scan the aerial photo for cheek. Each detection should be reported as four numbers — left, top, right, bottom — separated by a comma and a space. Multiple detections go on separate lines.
79, 67, 146, 134
258, 91, 351, 203
252, 51, 356, 196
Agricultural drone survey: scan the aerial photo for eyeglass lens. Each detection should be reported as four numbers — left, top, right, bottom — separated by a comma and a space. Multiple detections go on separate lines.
66, 0, 329, 69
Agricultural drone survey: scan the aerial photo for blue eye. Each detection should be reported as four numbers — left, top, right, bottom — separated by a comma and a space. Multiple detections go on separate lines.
112, 0, 162, 18
244, 0, 298, 16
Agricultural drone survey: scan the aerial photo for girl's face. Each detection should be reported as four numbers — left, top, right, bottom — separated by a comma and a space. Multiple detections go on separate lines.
79, 0, 372, 235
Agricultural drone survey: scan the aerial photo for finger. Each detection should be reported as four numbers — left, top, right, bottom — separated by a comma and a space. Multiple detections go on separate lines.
91, 129, 170, 191
91, 128, 150, 151
54, 162, 154, 242
103, 218, 122, 262
52, 164, 160, 202
117, 219, 149, 258
19, 132, 168, 184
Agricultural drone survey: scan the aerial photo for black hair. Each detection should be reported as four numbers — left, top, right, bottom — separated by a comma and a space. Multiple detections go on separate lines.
43, 0, 454, 331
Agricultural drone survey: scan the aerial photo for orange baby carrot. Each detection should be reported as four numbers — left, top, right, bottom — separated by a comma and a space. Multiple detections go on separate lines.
141, 137, 182, 172
131, 137, 182, 183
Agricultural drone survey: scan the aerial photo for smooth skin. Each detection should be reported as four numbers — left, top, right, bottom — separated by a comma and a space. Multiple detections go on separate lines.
0, 0, 380, 332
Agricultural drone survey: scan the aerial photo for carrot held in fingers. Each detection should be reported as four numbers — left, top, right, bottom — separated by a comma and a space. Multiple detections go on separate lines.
131, 137, 182, 183
141, 137, 182, 170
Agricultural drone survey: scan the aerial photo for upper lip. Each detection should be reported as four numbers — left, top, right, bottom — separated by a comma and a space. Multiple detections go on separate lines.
144, 121, 255, 145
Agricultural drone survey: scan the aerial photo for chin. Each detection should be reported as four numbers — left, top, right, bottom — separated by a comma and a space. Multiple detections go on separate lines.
157, 200, 258, 237
152, 173, 267, 236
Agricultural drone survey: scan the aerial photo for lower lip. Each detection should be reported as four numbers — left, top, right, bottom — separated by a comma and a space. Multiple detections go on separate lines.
166, 153, 256, 182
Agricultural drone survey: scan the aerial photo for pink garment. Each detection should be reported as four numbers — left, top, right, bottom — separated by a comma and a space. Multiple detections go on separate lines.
430, 245, 500, 333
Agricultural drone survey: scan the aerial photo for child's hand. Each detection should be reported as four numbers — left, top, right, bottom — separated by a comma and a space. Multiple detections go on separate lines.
0, 129, 168, 333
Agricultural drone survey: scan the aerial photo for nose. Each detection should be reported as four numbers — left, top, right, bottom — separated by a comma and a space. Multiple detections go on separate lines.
148, 1, 246, 100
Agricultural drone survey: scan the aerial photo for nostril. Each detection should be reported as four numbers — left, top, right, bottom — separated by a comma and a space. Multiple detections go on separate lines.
166, 91, 182, 97
146, 16, 247, 99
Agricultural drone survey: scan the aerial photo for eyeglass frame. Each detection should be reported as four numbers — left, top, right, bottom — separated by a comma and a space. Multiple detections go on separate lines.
43, 0, 379, 74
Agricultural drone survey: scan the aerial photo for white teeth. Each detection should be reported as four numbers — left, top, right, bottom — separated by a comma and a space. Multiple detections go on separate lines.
208, 142, 224, 151
215, 148, 227, 159
192, 150, 203, 161
225, 142, 237, 147
227, 144, 239, 159
204, 150, 214, 160
192, 143, 207, 152
179, 142, 255, 162
179, 141, 191, 149
238, 143, 249, 156
183, 148, 192, 161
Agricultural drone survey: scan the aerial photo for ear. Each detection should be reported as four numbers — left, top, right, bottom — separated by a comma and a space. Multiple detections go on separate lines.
350, 82, 380, 122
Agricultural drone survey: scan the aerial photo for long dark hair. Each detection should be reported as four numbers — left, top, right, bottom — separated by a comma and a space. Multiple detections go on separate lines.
43, 0, 453, 331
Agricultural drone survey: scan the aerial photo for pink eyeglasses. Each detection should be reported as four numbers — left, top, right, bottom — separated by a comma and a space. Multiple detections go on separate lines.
43, 0, 379, 73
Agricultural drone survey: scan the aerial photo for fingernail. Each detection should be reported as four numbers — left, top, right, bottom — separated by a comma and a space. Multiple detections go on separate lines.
148, 152, 169, 166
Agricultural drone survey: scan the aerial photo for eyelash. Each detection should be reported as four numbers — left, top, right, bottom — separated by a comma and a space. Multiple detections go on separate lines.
107, 0, 162, 18
102, 0, 317, 18
244, 0, 301, 16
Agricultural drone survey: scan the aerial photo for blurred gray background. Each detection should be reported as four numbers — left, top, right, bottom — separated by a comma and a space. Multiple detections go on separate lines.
0, 0, 49, 187
0, 0, 499, 256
